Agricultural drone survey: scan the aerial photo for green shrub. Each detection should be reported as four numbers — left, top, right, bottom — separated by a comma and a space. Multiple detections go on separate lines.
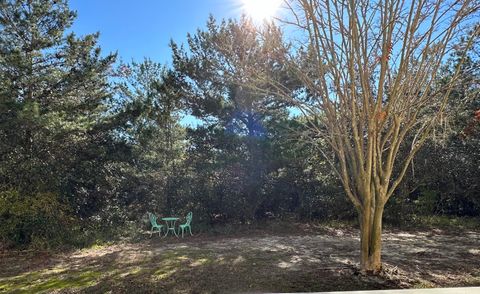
0, 189, 74, 248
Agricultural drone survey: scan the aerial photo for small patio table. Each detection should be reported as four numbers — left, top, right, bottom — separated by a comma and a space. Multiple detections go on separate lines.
162, 217, 179, 237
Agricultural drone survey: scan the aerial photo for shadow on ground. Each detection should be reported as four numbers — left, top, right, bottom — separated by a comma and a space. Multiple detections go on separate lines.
1, 227, 479, 293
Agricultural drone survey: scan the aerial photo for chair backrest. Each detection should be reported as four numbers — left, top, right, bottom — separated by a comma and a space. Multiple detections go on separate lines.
185, 212, 192, 225
148, 212, 158, 226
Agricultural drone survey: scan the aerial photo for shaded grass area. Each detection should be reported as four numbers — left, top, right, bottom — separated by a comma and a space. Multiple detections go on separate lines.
0, 269, 100, 293
0, 248, 390, 293
1, 223, 479, 293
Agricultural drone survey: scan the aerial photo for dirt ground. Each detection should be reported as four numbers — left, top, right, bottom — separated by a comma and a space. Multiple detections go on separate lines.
1, 226, 479, 293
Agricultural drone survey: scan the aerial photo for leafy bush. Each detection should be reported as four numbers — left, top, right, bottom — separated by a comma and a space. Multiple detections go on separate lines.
0, 190, 74, 248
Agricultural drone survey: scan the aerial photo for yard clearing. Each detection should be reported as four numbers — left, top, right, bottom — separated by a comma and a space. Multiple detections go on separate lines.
1, 226, 479, 293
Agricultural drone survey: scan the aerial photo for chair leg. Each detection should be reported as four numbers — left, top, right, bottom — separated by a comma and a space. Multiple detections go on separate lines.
174, 227, 179, 238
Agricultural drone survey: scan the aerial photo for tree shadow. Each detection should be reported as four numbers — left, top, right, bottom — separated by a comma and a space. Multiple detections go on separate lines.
1, 230, 479, 293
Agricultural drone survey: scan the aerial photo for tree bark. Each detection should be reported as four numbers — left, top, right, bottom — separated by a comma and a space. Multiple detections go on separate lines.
359, 200, 384, 273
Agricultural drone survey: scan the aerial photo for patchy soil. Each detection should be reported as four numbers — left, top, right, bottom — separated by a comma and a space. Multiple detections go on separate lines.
1, 227, 479, 293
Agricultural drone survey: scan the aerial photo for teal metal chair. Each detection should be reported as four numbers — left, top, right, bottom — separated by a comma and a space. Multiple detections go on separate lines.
148, 212, 164, 237
179, 212, 193, 237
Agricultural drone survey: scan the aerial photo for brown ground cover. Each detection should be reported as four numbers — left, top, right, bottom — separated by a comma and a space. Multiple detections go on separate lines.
1, 224, 479, 293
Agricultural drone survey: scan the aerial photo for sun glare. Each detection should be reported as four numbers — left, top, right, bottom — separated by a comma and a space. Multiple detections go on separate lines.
242, 0, 282, 21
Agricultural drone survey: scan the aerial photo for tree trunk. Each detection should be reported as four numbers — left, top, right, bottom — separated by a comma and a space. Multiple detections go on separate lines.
359, 202, 384, 273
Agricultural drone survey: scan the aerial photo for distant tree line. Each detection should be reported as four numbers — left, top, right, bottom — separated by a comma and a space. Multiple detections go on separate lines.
0, 0, 478, 248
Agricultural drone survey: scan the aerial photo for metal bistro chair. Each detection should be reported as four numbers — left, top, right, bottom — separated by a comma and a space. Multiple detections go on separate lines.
148, 212, 164, 237
179, 212, 193, 238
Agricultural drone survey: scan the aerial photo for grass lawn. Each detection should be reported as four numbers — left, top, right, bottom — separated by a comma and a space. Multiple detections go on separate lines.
1, 223, 479, 293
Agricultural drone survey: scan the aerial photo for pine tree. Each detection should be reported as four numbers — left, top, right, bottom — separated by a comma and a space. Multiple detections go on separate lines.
171, 16, 298, 138
0, 0, 116, 193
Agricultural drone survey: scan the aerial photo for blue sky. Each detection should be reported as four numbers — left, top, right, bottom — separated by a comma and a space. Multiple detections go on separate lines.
69, 0, 244, 65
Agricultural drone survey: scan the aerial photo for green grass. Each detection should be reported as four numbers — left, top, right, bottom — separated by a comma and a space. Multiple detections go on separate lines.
0, 269, 101, 293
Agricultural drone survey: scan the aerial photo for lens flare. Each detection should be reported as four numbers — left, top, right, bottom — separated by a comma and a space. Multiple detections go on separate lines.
241, 0, 282, 21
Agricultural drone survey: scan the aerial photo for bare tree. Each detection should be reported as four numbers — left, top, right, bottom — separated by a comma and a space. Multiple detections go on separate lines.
245, 0, 479, 272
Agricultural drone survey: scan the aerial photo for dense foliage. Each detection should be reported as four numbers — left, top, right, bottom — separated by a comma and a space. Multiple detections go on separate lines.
0, 0, 478, 248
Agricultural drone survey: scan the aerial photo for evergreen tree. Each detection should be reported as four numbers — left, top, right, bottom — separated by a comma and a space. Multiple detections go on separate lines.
112, 59, 186, 215
0, 0, 120, 246
171, 16, 301, 221
171, 16, 298, 137
0, 0, 116, 194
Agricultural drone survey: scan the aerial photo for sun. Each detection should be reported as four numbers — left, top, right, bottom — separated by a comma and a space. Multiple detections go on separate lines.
241, 0, 282, 21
